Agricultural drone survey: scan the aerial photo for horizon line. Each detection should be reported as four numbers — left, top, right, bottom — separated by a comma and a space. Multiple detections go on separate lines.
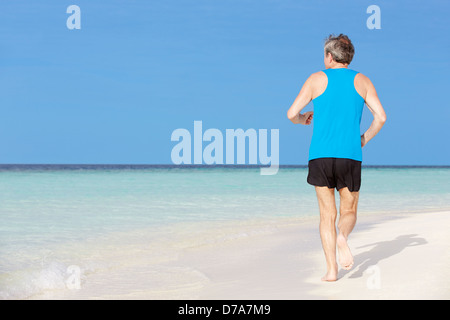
0, 164, 449, 169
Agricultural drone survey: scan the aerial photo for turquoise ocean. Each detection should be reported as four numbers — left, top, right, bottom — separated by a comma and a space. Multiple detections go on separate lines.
1, 165, 449, 299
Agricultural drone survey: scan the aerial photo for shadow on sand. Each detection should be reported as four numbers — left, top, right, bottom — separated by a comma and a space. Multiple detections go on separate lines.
339, 234, 427, 279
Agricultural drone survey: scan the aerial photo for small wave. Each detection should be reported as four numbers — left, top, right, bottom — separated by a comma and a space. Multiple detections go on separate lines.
0, 261, 85, 300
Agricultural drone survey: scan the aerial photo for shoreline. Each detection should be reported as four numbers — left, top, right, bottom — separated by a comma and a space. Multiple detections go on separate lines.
23, 208, 450, 300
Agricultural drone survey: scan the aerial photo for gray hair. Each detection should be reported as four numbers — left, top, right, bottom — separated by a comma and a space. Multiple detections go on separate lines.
324, 34, 355, 65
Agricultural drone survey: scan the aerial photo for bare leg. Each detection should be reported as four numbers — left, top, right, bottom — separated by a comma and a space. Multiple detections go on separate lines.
337, 187, 359, 270
315, 186, 338, 281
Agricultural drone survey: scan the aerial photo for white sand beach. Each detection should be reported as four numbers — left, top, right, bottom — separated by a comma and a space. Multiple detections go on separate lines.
37, 210, 450, 300
174, 210, 450, 300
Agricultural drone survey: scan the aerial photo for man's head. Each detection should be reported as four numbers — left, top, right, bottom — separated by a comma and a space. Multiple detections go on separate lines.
323, 34, 355, 68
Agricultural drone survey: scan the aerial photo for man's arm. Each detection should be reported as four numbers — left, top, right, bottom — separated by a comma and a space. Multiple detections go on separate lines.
358, 74, 387, 147
287, 75, 315, 125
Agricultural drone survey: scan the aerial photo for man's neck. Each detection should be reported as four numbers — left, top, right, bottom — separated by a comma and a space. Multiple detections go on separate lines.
327, 62, 349, 69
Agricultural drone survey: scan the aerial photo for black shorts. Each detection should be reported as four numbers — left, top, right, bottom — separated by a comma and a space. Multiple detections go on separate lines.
307, 157, 362, 192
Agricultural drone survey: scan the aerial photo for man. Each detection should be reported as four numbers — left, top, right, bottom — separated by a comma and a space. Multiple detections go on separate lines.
287, 34, 387, 281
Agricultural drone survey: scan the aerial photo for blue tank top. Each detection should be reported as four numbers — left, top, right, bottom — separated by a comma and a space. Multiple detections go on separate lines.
308, 68, 365, 162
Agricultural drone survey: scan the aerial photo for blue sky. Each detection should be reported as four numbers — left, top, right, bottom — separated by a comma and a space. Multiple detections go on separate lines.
0, 0, 448, 165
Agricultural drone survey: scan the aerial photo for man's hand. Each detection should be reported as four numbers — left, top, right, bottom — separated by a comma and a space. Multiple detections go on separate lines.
361, 134, 366, 148
302, 111, 314, 125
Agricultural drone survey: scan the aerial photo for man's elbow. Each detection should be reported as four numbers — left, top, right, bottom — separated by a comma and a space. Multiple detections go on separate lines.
287, 110, 297, 122
375, 111, 387, 124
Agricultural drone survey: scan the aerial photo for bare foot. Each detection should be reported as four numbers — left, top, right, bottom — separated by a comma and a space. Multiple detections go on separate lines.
321, 264, 338, 282
337, 234, 354, 270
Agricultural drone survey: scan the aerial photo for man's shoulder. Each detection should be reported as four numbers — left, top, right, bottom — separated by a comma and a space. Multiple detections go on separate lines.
310, 71, 327, 79
307, 71, 327, 85
354, 72, 376, 99
355, 72, 371, 82
354, 72, 374, 91
307, 71, 328, 98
